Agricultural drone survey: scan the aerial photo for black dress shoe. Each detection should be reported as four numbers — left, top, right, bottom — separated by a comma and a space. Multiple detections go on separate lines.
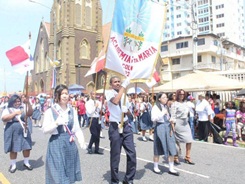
23, 164, 33, 170
94, 151, 104, 155
174, 160, 181, 165
122, 181, 134, 184
8, 165, 17, 173
168, 171, 180, 176
87, 149, 93, 154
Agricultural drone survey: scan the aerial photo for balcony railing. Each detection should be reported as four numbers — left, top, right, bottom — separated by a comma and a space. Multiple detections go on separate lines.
195, 63, 221, 70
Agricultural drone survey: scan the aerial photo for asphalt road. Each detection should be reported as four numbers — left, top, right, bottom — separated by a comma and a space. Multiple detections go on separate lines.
0, 120, 245, 184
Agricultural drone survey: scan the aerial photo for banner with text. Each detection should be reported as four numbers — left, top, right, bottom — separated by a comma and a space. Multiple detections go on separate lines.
105, 0, 167, 81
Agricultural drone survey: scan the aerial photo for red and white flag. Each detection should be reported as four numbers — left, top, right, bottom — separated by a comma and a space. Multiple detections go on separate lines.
6, 40, 30, 65
85, 50, 105, 77
146, 70, 161, 88
14, 54, 34, 74
5, 40, 33, 74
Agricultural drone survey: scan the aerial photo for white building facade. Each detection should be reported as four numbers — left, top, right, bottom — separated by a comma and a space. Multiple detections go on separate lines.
160, 34, 245, 81
163, 0, 245, 47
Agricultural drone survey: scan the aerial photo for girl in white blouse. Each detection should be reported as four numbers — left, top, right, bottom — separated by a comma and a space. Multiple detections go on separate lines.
42, 84, 86, 184
151, 92, 179, 176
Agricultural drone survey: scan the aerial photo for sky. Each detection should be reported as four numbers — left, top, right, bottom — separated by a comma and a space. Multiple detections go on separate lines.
0, 0, 115, 94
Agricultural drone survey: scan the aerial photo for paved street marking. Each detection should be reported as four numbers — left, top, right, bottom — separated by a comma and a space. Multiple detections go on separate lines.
102, 147, 210, 179
0, 173, 10, 184
195, 140, 245, 150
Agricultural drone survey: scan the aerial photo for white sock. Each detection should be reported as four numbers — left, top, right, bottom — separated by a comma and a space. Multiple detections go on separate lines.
11, 159, 16, 168
169, 162, 177, 173
24, 157, 30, 166
154, 162, 160, 171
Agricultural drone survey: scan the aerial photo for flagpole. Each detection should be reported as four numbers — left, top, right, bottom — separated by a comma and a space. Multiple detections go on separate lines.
3, 64, 7, 95
135, 82, 138, 99
23, 32, 31, 134
151, 87, 154, 106
119, 88, 127, 131
99, 72, 107, 121
22, 32, 31, 96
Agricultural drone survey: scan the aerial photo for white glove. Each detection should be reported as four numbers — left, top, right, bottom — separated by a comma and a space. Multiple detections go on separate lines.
121, 78, 130, 88
121, 105, 128, 113
56, 115, 67, 125
75, 131, 87, 150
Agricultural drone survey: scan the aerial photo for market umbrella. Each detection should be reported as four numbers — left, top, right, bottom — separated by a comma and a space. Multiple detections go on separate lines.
236, 88, 245, 96
68, 84, 85, 94
37, 93, 47, 98
127, 87, 145, 94
154, 72, 244, 93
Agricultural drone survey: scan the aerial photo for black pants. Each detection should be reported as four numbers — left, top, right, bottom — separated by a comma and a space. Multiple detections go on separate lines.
109, 122, 137, 184
87, 117, 101, 152
198, 120, 209, 141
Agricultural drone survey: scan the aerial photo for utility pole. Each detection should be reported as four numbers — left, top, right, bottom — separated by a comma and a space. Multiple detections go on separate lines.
191, 0, 198, 71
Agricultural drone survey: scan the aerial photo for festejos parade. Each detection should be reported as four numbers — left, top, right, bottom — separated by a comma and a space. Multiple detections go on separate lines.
1, 0, 245, 184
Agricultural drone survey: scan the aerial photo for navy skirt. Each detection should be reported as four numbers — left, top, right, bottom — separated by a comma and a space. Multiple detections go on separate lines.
46, 132, 82, 184
153, 122, 177, 157
139, 112, 153, 130
4, 121, 32, 153
32, 109, 42, 120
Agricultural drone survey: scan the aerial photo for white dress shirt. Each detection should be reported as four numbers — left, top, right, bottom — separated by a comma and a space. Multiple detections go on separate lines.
196, 99, 213, 121
85, 99, 101, 118
105, 89, 128, 123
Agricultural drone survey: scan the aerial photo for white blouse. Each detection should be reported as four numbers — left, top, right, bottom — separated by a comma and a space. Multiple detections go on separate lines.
42, 104, 86, 149
151, 104, 170, 123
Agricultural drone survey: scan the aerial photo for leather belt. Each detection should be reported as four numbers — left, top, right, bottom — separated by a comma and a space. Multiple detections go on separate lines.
110, 120, 128, 125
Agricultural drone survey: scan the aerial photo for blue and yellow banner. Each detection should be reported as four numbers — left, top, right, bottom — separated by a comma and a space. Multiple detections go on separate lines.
105, 0, 167, 81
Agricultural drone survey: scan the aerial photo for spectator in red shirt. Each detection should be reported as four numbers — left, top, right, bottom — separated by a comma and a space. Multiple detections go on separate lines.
76, 96, 87, 127
205, 94, 215, 111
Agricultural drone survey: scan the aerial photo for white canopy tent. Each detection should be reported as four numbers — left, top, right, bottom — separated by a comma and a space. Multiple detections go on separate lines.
154, 72, 245, 93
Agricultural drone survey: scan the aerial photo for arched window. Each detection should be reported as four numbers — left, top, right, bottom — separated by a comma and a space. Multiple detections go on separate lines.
44, 52, 48, 71
35, 56, 39, 73
40, 39, 44, 72
40, 79, 44, 92
85, 0, 92, 27
57, 0, 62, 29
75, 0, 82, 26
80, 39, 90, 59
57, 41, 62, 60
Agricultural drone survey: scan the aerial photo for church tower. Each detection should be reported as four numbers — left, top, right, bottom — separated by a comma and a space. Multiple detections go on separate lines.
50, 0, 102, 88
